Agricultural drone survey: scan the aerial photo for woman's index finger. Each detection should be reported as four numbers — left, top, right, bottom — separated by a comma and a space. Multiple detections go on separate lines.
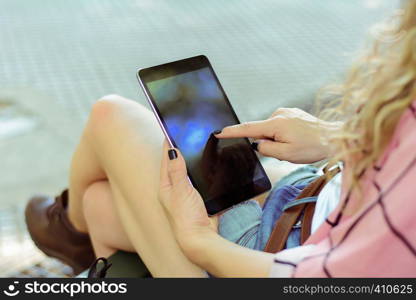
215, 119, 273, 139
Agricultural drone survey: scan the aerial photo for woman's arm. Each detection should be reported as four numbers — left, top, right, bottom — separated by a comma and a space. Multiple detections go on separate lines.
184, 231, 316, 277
186, 231, 275, 277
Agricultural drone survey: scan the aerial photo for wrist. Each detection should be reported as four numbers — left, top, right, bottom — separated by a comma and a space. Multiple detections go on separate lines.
181, 229, 220, 266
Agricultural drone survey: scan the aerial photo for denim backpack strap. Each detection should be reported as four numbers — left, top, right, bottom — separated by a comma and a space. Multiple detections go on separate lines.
264, 166, 340, 253
255, 185, 305, 250
283, 196, 318, 248
264, 201, 309, 252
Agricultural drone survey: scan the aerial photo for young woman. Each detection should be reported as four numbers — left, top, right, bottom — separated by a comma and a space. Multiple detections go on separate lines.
26, 0, 416, 277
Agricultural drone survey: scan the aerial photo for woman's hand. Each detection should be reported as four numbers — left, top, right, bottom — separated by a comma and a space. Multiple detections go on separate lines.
159, 140, 218, 260
215, 108, 342, 164
158, 141, 309, 277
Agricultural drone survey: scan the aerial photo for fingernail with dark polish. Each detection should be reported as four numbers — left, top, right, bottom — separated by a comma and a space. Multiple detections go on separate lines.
168, 149, 178, 160
213, 130, 222, 135
251, 142, 258, 151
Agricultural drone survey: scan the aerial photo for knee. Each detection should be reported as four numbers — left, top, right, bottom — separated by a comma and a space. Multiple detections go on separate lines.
88, 94, 148, 138
90, 94, 126, 124
85, 94, 127, 141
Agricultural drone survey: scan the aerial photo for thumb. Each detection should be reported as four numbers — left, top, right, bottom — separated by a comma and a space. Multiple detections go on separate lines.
256, 139, 290, 160
167, 148, 192, 192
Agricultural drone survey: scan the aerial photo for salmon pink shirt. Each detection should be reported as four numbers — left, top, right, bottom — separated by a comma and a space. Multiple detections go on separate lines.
270, 102, 416, 277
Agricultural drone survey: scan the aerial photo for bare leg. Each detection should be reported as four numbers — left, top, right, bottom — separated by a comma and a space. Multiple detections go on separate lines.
83, 180, 134, 258
67, 95, 205, 277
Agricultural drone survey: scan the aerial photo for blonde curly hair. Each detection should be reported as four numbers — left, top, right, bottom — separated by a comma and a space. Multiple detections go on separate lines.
319, 0, 416, 194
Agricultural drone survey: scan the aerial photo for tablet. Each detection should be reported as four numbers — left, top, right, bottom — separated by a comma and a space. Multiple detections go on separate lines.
137, 55, 271, 214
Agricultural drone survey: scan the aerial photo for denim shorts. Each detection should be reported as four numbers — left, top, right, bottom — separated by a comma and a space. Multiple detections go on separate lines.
218, 165, 320, 251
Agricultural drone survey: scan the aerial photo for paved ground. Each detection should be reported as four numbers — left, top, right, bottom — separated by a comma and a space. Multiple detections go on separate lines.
0, 0, 397, 276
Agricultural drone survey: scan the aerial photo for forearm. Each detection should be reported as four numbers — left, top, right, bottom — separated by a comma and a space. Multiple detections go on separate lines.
187, 232, 274, 277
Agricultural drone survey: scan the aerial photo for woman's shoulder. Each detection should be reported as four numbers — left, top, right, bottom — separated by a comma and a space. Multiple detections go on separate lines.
376, 101, 416, 167
394, 101, 416, 142
374, 101, 416, 198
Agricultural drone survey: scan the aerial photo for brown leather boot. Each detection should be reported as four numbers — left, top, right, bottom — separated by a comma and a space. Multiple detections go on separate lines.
25, 190, 95, 275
